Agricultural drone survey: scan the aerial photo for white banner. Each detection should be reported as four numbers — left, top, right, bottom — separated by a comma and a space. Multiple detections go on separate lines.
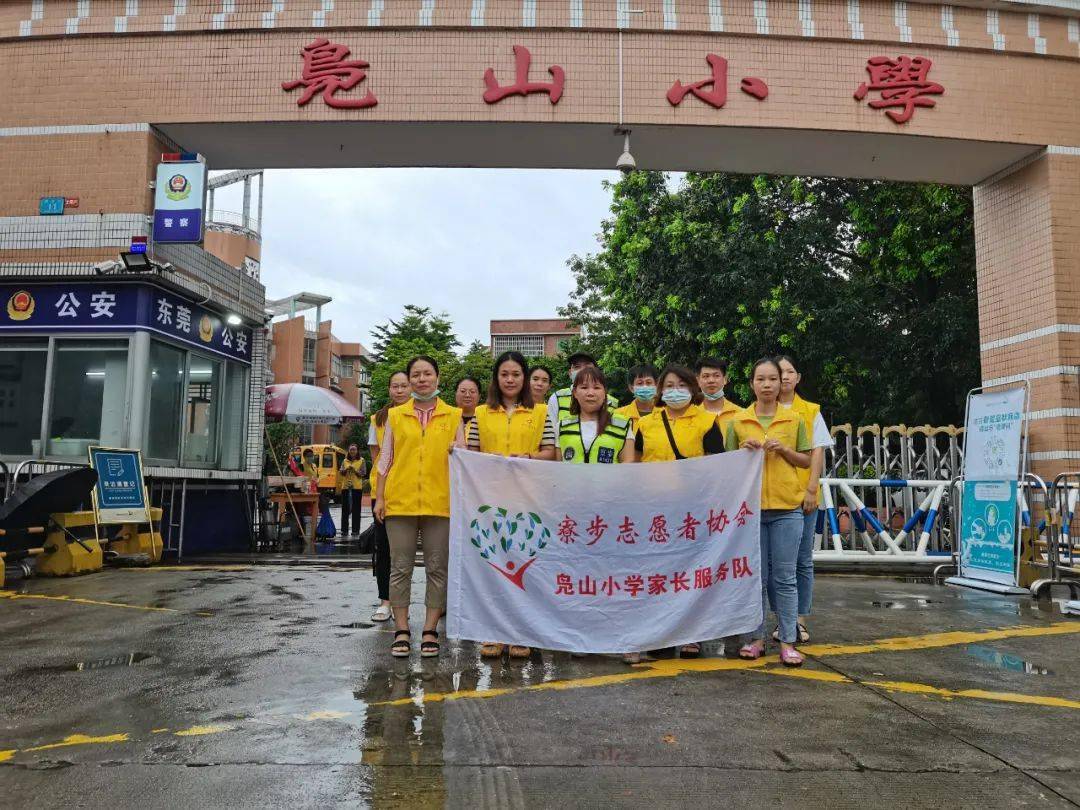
964, 386, 1026, 481
448, 450, 763, 653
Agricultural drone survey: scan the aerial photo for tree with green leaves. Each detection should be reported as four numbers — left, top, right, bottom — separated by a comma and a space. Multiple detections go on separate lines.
562, 172, 978, 426
369, 305, 461, 412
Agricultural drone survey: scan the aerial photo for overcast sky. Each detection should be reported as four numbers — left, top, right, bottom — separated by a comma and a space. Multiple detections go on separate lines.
214, 168, 623, 350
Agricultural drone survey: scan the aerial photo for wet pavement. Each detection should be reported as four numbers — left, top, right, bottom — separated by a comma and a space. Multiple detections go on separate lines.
1, 567, 1079, 809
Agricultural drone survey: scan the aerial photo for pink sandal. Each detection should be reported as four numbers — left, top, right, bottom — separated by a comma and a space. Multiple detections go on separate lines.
738, 641, 765, 660
780, 646, 804, 667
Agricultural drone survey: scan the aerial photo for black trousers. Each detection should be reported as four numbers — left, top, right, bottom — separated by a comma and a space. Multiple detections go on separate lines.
371, 501, 391, 602
340, 488, 363, 536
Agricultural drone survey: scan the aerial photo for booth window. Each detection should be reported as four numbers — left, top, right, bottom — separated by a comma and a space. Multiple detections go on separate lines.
147, 341, 186, 462
182, 355, 222, 466
0, 339, 48, 455
48, 340, 129, 458
219, 363, 249, 470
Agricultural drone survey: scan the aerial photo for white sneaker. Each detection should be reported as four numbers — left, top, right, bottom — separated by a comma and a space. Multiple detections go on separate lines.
371, 605, 393, 622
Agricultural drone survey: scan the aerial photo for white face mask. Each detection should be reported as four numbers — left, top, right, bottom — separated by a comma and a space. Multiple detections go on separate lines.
569, 368, 582, 383
703, 388, 725, 401
411, 389, 441, 402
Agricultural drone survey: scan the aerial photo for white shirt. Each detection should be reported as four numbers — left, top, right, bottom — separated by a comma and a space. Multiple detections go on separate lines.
780, 401, 833, 448
547, 391, 562, 440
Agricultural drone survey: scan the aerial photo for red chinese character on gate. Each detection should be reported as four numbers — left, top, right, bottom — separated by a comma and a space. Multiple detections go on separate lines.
647, 573, 668, 595
585, 515, 609, 546
693, 566, 713, 589
624, 574, 644, 597
483, 45, 565, 104
558, 515, 580, 544
555, 573, 574, 595
667, 54, 769, 109
281, 38, 378, 109
732, 555, 754, 578
735, 501, 754, 527
853, 56, 944, 124
648, 515, 670, 544
601, 575, 622, 597
706, 508, 730, 536
671, 571, 690, 592
578, 574, 598, 595
677, 512, 702, 541
715, 561, 729, 581
616, 516, 639, 544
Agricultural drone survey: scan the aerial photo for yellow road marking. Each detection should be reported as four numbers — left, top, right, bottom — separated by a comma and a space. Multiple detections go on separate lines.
301, 710, 350, 721
0, 590, 212, 617
755, 666, 1080, 711
24, 733, 129, 752
799, 622, 1080, 657
151, 728, 169, 734
173, 724, 233, 737
372, 622, 1080, 708
0, 750, 15, 762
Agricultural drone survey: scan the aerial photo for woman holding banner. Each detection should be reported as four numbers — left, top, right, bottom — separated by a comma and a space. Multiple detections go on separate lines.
468, 350, 557, 660
557, 366, 634, 465
775, 355, 833, 644
725, 357, 811, 667
375, 356, 465, 658
633, 365, 725, 659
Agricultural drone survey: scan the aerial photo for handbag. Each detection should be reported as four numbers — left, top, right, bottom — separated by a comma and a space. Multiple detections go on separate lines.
660, 410, 687, 460
356, 523, 376, 555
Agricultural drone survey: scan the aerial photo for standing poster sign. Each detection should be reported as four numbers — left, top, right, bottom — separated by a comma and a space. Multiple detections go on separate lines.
948, 385, 1027, 593
88, 447, 152, 525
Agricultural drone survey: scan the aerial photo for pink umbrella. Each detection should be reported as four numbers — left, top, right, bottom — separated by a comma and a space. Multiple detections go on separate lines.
265, 383, 363, 425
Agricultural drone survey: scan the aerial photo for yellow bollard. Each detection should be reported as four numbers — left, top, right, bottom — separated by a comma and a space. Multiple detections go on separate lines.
36, 511, 103, 577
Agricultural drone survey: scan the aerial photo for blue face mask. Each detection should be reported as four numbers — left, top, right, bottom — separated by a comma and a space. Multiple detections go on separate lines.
633, 385, 656, 402
703, 388, 725, 401
411, 389, 441, 402
661, 388, 692, 407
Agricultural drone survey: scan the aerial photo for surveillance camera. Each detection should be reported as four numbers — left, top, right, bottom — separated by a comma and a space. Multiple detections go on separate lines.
615, 131, 636, 174
158, 262, 174, 273
92, 259, 118, 274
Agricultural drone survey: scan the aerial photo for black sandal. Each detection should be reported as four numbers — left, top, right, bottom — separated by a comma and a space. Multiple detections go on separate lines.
391, 630, 411, 658
420, 629, 440, 658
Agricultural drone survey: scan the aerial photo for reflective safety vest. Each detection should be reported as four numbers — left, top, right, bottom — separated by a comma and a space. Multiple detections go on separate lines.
558, 415, 630, 464
728, 405, 804, 510
473, 403, 547, 456
383, 398, 462, 518
553, 387, 619, 424
636, 404, 717, 463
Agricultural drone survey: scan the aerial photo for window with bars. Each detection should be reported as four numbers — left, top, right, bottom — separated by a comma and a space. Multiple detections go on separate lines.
492, 334, 546, 357
303, 337, 316, 374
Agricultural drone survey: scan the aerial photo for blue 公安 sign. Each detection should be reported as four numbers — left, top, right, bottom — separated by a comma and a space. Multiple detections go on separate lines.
39, 197, 65, 215
153, 161, 207, 244
0, 283, 252, 364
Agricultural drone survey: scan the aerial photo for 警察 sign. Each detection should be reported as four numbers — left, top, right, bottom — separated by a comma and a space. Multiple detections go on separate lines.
0, 283, 251, 364
153, 158, 207, 244
448, 449, 763, 653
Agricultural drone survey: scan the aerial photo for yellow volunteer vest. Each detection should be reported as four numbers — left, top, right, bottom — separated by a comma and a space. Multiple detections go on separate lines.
369, 418, 386, 493
383, 399, 462, 518
340, 458, 365, 490
729, 405, 805, 510
614, 399, 660, 432
710, 398, 742, 436
637, 404, 717, 463
785, 394, 821, 491
473, 402, 547, 457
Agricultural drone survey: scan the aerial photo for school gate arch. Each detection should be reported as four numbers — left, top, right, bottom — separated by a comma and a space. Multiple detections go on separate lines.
2, 0, 1079, 476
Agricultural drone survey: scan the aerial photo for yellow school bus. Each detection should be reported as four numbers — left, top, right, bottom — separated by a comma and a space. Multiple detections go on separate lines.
291, 444, 348, 497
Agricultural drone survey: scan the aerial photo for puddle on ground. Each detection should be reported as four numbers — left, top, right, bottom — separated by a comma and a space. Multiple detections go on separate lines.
870, 598, 943, 609
39, 652, 158, 672
966, 644, 1051, 675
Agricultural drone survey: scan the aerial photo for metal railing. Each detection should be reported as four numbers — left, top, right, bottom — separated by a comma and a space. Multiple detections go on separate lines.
206, 209, 260, 235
